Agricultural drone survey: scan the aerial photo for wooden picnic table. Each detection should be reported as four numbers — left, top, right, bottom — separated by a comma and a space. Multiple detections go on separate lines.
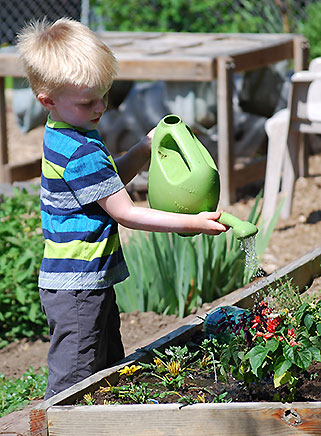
0, 32, 309, 205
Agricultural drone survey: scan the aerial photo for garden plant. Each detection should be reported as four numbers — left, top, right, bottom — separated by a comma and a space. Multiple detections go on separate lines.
0, 367, 47, 417
83, 278, 321, 406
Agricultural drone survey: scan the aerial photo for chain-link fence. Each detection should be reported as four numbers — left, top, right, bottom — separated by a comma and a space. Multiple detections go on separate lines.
0, 0, 89, 46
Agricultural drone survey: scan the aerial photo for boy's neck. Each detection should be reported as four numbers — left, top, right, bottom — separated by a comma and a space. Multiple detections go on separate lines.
47, 114, 95, 133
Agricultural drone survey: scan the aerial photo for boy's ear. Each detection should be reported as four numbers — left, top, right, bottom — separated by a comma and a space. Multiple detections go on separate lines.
37, 93, 55, 110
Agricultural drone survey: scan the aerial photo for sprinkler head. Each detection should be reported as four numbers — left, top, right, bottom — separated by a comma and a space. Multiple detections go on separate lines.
218, 212, 258, 240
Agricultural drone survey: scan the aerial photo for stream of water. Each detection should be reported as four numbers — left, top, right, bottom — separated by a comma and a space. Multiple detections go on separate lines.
239, 235, 263, 279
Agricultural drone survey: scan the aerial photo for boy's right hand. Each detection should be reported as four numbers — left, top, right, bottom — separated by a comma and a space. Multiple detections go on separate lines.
197, 211, 229, 235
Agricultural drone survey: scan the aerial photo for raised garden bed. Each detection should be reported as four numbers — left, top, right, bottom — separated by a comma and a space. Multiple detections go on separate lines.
30, 247, 321, 436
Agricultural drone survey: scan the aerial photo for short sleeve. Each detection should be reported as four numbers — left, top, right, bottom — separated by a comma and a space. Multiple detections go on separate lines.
63, 141, 124, 206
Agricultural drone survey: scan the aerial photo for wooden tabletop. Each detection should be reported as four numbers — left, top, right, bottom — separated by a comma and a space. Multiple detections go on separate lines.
0, 31, 309, 203
0, 32, 304, 81
98, 32, 301, 81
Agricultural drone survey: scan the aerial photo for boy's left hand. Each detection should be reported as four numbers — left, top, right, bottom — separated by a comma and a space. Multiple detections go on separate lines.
138, 127, 156, 158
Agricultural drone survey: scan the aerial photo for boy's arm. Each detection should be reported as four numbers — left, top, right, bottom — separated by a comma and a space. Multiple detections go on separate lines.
114, 133, 153, 186
97, 188, 228, 235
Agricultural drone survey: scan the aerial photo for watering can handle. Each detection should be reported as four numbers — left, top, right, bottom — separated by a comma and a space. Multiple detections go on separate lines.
153, 115, 203, 170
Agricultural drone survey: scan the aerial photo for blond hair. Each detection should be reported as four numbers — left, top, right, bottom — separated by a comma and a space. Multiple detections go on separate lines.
17, 18, 118, 96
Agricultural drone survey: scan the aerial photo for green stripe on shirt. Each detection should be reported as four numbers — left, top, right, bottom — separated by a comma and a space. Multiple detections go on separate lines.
42, 155, 65, 179
44, 233, 121, 261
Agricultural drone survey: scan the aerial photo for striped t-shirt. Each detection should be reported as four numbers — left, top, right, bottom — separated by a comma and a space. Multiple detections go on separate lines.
38, 118, 129, 290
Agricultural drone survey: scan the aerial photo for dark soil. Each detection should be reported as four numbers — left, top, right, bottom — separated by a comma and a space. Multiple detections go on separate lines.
84, 330, 321, 407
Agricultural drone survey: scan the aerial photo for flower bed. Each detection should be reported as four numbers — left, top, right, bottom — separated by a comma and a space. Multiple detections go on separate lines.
81, 281, 320, 407
29, 247, 321, 436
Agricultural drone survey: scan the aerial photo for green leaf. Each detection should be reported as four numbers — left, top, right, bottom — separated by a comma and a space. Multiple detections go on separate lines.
304, 314, 314, 331
274, 355, 292, 377
294, 349, 312, 370
309, 347, 321, 362
284, 344, 295, 363
29, 303, 38, 323
265, 337, 279, 353
15, 287, 26, 305
274, 370, 292, 388
245, 345, 268, 376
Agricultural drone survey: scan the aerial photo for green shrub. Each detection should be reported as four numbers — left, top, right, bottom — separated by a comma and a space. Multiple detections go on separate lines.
92, 0, 269, 33
0, 187, 47, 348
298, 2, 321, 60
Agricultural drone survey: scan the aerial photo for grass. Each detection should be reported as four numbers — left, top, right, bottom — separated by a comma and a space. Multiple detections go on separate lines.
0, 366, 47, 418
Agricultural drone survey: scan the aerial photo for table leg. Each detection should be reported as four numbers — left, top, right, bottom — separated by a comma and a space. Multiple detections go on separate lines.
293, 35, 310, 178
217, 56, 235, 207
0, 77, 9, 183
293, 35, 310, 73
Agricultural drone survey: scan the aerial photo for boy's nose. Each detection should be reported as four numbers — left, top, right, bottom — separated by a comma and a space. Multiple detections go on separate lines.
95, 98, 107, 113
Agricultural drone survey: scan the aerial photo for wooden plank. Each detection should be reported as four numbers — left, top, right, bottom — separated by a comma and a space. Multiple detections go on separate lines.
5, 158, 41, 183
0, 53, 25, 77
47, 402, 321, 436
233, 157, 266, 188
217, 56, 235, 206
216, 246, 321, 309
231, 40, 294, 72
114, 54, 214, 81
293, 35, 310, 72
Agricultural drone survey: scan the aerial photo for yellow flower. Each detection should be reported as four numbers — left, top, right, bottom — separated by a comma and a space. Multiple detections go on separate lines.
98, 386, 111, 394
201, 354, 211, 369
166, 361, 181, 376
118, 364, 142, 377
197, 393, 206, 403
83, 393, 94, 405
154, 357, 165, 370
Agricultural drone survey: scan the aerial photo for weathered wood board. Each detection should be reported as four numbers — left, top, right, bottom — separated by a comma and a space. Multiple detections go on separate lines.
30, 246, 321, 436
47, 403, 321, 436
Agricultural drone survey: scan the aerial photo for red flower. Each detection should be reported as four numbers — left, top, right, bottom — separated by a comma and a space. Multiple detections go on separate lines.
289, 339, 300, 347
266, 316, 281, 333
263, 332, 274, 341
288, 328, 296, 338
259, 301, 272, 316
252, 315, 261, 329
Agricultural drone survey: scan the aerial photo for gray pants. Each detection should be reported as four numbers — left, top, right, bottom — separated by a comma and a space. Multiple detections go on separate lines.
39, 287, 124, 400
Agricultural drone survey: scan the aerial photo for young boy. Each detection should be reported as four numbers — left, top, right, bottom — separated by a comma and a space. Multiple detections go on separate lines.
17, 18, 228, 399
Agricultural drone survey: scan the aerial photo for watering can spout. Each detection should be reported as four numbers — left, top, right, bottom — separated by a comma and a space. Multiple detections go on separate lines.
218, 212, 258, 240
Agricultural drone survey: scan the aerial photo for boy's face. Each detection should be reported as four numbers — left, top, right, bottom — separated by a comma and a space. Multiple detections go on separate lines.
39, 84, 110, 130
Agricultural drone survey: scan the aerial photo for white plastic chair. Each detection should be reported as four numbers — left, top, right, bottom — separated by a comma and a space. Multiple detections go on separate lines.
262, 57, 321, 222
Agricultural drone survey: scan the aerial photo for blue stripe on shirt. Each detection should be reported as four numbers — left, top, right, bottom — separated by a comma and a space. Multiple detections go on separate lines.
41, 211, 110, 233
64, 150, 112, 181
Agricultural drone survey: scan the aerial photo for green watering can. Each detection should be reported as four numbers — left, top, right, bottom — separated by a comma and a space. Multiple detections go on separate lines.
148, 114, 258, 240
